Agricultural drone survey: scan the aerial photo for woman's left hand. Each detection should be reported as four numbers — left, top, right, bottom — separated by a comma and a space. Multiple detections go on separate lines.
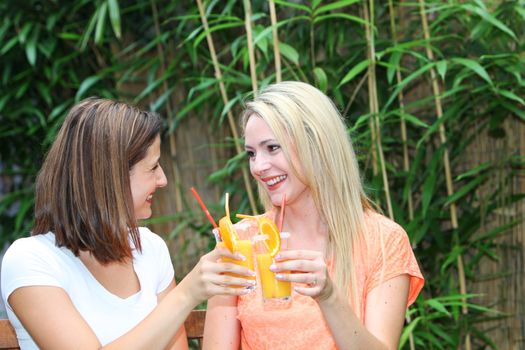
270, 250, 334, 301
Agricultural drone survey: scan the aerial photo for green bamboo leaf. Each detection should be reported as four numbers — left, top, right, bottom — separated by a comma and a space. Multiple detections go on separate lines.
79, 9, 99, 51
25, 29, 38, 66
313, 14, 368, 26
273, 0, 311, 13
220, 94, 242, 119
15, 197, 34, 231
175, 89, 216, 124
436, 60, 447, 81
495, 88, 525, 105
312, 0, 322, 10
313, 67, 327, 93
444, 174, 487, 206
338, 59, 369, 87
58, 32, 81, 40
500, 100, 525, 121
76, 75, 102, 101
452, 57, 492, 85
1, 37, 18, 54
150, 87, 175, 112
398, 316, 421, 349
441, 245, 463, 275
95, 2, 108, 44
462, 4, 517, 40
386, 51, 401, 84
193, 22, 243, 48
107, 0, 121, 39
516, 5, 525, 21
18, 22, 32, 44
383, 62, 436, 111
456, 162, 491, 180
395, 112, 430, 128
473, 221, 520, 243
426, 299, 451, 316
278, 42, 299, 65
421, 155, 438, 215
315, 0, 360, 14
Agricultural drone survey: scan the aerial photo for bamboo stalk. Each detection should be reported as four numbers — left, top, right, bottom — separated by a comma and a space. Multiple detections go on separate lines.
387, 0, 414, 221
363, 0, 394, 220
243, 0, 258, 96
417, 1, 470, 349
196, 0, 258, 215
150, 0, 184, 213
387, 1, 415, 349
269, 0, 282, 82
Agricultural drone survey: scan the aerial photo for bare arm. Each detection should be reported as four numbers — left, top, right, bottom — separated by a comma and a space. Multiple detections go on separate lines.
202, 295, 241, 350
8, 247, 254, 350
273, 250, 409, 350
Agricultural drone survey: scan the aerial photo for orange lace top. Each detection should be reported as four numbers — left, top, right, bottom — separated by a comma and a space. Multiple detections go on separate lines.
234, 211, 424, 350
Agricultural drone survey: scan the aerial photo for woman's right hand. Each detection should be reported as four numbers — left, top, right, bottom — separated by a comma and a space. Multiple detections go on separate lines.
181, 246, 256, 305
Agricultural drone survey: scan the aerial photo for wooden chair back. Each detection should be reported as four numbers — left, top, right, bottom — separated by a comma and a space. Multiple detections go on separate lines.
0, 309, 207, 350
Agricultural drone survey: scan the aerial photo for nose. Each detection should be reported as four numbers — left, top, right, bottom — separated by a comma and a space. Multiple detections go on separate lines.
156, 165, 168, 188
250, 154, 271, 176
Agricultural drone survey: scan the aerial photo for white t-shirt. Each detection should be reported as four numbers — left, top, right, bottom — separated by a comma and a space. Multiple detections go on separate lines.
0, 227, 174, 349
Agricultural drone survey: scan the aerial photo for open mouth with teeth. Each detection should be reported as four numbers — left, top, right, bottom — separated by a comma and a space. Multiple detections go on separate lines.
146, 194, 153, 203
265, 175, 287, 187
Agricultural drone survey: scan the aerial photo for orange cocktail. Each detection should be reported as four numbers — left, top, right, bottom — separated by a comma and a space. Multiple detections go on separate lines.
256, 251, 292, 299
216, 238, 255, 287
215, 193, 255, 288
239, 214, 292, 304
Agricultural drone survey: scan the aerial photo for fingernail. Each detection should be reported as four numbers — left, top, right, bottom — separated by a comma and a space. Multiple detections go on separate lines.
275, 254, 281, 260
269, 264, 277, 271
275, 274, 283, 280
249, 270, 256, 276
248, 280, 256, 285
236, 253, 246, 261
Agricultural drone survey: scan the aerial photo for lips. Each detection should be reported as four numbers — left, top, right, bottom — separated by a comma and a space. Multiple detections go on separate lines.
262, 175, 287, 188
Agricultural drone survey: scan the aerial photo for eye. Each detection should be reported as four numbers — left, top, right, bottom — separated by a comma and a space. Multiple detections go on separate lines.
245, 150, 255, 159
268, 144, 281, 152
151, 163, 160, 171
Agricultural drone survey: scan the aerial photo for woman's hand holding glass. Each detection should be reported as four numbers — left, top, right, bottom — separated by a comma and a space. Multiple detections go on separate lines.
182, 245, 256, 304
271, 250, 335, 301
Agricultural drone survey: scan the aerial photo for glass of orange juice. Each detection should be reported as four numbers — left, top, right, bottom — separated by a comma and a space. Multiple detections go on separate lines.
253, 232, 292, 309
213, 228, 256, 289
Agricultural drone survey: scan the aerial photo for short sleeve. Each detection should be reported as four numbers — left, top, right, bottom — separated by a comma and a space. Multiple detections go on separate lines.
1, 237, 65, 306
365, 215, 424, 307
138, 227, 174, 294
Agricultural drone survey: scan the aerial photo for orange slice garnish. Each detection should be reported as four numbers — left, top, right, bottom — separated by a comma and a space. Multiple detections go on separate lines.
219, 216, 238, 252
237, 214, 281, 257
258, 217, 281, 257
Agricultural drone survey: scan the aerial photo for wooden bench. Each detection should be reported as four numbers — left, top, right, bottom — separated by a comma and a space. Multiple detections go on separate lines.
0, 309, 206, 349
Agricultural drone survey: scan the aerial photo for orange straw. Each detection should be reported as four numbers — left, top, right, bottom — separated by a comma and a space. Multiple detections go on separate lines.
277, 193, 286, 232
190, 187, 219, 229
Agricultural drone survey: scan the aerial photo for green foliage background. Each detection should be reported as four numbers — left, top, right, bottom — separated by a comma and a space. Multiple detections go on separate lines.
1, 0, 524, 348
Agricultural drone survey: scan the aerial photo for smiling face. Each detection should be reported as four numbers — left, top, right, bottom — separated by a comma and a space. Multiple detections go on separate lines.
244, 115, 309, 207
129, 135, 167, 219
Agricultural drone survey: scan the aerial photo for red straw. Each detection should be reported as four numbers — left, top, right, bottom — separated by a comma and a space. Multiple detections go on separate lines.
190, 187, 218, 229
277, 193, 286, 232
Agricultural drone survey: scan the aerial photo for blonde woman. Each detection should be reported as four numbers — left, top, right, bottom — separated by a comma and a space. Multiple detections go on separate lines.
203, 81, 424, 350
1, 98, 255, 350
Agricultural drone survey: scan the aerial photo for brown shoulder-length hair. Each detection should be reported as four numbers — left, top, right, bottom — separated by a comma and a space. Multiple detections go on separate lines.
32, 97, 163, 264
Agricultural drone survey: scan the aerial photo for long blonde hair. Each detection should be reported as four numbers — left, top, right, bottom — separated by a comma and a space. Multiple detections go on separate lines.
242, 81, 373, 307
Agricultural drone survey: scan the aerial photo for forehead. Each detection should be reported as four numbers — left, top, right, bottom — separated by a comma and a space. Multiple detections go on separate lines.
244, 116, 276, 143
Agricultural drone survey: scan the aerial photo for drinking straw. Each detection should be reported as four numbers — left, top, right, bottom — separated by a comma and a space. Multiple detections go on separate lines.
225, 192, 230, 219
190, 187, 218, 229
277, 193, 286, 232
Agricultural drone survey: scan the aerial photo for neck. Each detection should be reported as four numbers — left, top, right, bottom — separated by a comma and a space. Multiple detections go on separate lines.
280, 192, 328, 249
